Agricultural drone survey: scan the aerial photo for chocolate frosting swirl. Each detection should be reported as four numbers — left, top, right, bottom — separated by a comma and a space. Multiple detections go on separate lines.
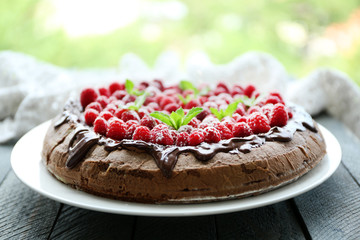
55, 100, 317, 178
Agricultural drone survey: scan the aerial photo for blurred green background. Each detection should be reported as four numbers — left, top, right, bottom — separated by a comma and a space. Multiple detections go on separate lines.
1, 0, 359, 85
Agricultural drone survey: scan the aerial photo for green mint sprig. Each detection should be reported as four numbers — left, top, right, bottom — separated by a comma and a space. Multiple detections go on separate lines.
125, 79, 144, 96
124, 92, 149, 111
210, 101, 239, 121
150, 107, 203, 130
179, 80, 209, 102
236, 94, 264, 107
177, 94, 193, 104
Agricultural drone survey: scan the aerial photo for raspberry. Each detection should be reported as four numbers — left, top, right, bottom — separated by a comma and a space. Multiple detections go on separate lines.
99, 111, 114, 121
121, 110, 140, 122
84, 109, 99, 126
269, 103, 288, 127
112, 90, 127, 100
247, 112, 271, 134
93, 117, 107, 135
160, 96, 175, 109
221, 119, 235, 131
196, 108, 210, 121
243, 85, 256, 98
176, 132, 189, 146
236, 116, 248, 123
85, 102, 102, 113
261, 104, 273, 119
188, 131, 205, 146
98, 87, 110, 97
123, 95, 137, 104
178, 125, 193, 134
132, 126, 151, 142
233, 122, 253, 137
247, 106, 261, 115
125, 123, 139, 139
203, 127, 221, 143
265, 95, 282, 105
216, 123, 233, 139
269, 92, 284, 103
115, 108, 127, 119
96, 96, 109, 108
287, 107, 293, 119
199, 96, 208, 104
170, 130, 178, 141
126, 120, 139, 127
140, 116, 156, 129
104, 103, 117, 115
188, 117, 200, 128
152, 79, 165, 91
106, 119, 127, 140
235, 104, 246, 116
231, 86, 244, 96
164, 103, 180, 113
138, 81, 149, 90
138, 109, 149, 119
80, 88, 98, 108
109, 82, 125, 94
184, 99, 201, 109
150, 125, 174, 145
216, 82, 229, 93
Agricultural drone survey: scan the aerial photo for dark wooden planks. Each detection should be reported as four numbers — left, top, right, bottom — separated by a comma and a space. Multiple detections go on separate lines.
49, 205, 135, 240
216, 201, 305, 240
0, 171, 60, 239
0, 144, 14, 184
133, 215, 217, 240
294, 116, 360, 239
316, 115, 360, 184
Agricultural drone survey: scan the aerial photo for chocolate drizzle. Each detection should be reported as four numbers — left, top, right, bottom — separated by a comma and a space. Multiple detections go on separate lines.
56, 100, 318, 178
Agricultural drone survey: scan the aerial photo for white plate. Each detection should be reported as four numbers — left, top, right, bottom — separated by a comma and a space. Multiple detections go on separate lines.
11, 121, 341, 217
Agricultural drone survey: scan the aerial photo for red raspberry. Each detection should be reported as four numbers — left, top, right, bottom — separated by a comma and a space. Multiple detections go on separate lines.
84, 109, 99, 126
99, 111, 114, 121
80, 88, 98, 108
237, 116, 248, 123
261, 104, 273, 119
96, 96, 109, 108
184, 99, 201, 109
269, 92, 284, 103
150, 125, 174, 145
104, 103, 117, 115
233, 122, 253, 137
216, 82, 229, 93
199, 96, 208, 104
235, 104, 246, 116
160, 96, 175, 109
176, 132, 189, 146
114, 108, 127, 119
112, 90, 127, 100
203, 127, 221, 143
231, 85, 244, 96
121, 110, 140, 122
247, 112, 271, 134
126, 120, 139, 127
244, 84, 256, 98
125, 123, 139, 139
170, 130, 178, 141
216, 123, 233, 139
247, 106, 261, 115
196, 109, 210, 121
98, 87, 110, 97
93, 117, 107, 135
109, 82, 125, 94
188, 131, 205, 146
265, 95, 282, 105
287, 107, 293, 119
152, 79, 165, 91
164, 103, 180, 113
221, 120, 235, 132
147, 102, 160, 111
188, 118, 200, 128
85, 102, 102, 113
138, 81, 149, 90
140, 116, 156, 129
138, 109, 149, 119
106, 119, 127, 140
123, 95, 137, 104
132, 126, 151, 141
269, 103, 288, 127
178, 125, 193, 134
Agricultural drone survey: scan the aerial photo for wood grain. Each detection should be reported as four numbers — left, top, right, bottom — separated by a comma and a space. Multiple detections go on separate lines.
49, 205, 135, 240
0, 144, 13, 184
132, 215, 217, 240
216, 201, 305, 240
0, 172, 60, 239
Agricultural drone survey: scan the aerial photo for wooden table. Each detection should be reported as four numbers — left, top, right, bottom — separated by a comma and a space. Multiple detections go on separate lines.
1, 115, 360, 240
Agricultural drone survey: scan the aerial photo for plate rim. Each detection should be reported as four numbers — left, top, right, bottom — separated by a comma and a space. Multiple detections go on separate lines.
11, 121, 342, 217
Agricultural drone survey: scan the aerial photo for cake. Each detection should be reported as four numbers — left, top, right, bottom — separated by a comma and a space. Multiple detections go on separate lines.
42, 79, 326, 203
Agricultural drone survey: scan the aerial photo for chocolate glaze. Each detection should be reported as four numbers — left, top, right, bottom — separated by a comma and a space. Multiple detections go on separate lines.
56, 100, 317, 178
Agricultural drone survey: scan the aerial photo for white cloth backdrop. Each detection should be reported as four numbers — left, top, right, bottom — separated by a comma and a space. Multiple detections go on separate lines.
0, 50, 359, 143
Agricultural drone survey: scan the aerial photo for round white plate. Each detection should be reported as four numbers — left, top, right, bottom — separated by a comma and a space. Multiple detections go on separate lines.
11, 121, 341, 217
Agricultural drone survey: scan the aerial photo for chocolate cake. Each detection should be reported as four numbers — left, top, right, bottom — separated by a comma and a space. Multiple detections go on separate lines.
42, 80, 326, 203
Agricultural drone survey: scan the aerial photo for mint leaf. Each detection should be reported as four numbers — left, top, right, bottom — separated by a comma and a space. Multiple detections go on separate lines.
179, 80, 198, 94
178, 94, 193, 104
125, 92, 149, 111
236, 95, 264, 107
150, 112, 173, 127
150, 107, 203, 130
125, 79, 144, 96
210, 101, 239, 121
182, 107, 203, 125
